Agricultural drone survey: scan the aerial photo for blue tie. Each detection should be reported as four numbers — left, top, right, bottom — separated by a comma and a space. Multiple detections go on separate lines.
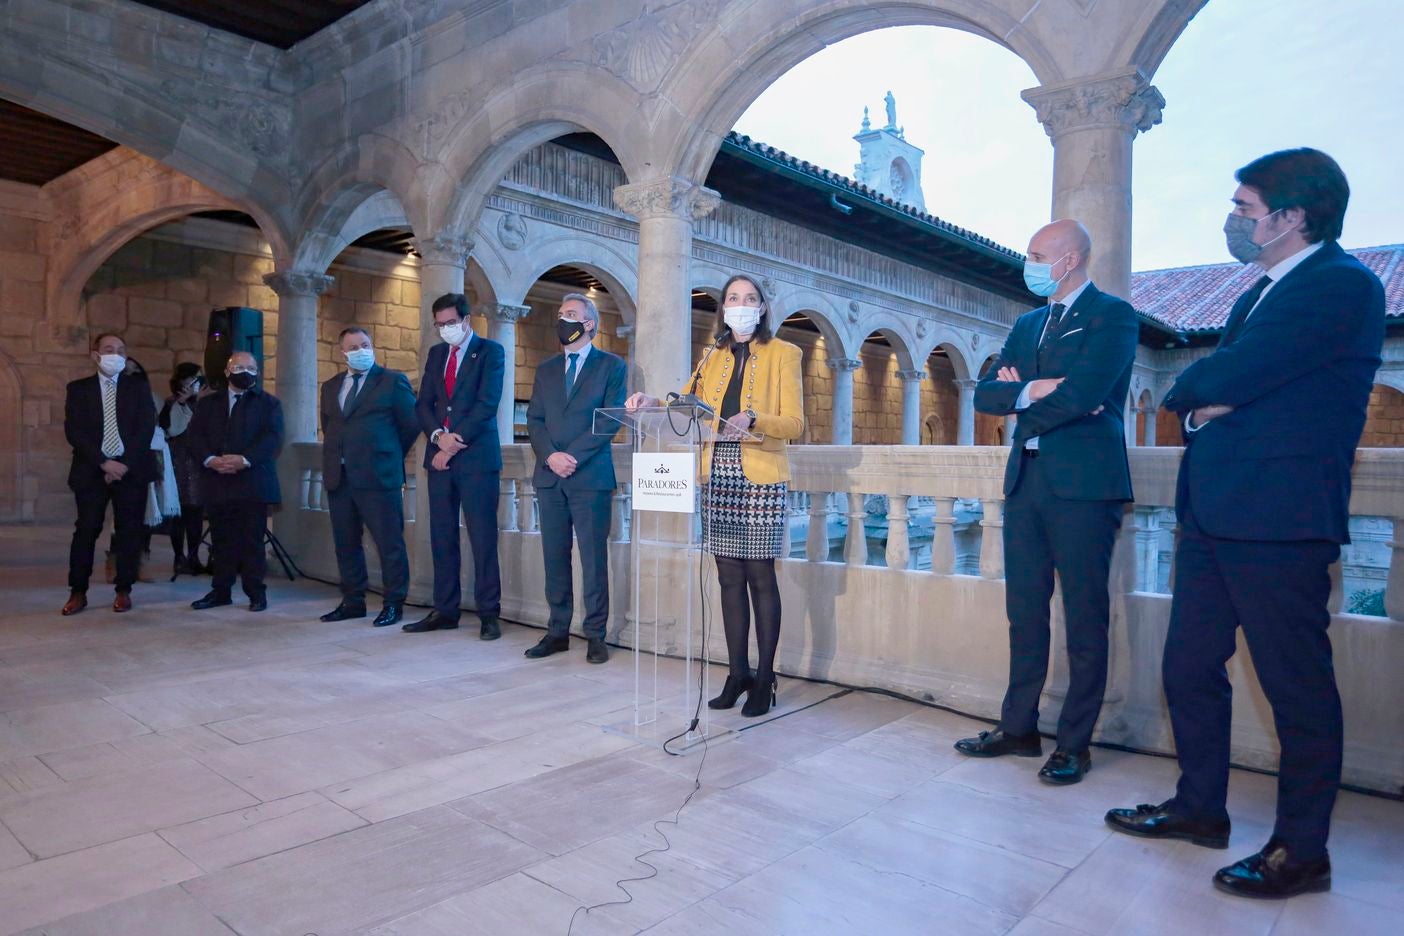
565, 352, 579, 395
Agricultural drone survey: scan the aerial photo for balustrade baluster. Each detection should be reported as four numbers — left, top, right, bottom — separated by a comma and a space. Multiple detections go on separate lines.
979, 498, 1004, 579
886, 494, 911, 570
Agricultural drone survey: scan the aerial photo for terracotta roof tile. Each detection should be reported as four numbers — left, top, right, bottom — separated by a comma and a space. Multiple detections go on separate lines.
1131, 244, 1404, 334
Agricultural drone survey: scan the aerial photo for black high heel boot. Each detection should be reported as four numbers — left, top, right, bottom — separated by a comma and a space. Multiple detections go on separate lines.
741, 675, 776, 717
708, 673, 753, 710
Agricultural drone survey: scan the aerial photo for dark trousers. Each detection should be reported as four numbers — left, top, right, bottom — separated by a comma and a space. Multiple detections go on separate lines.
328, 483, 409, 606
1165, 510, 1342, 859
208, 501, 269, 601
1000, 453, 1123, 752
427, 468, 501, 620
538, 485, 612, 639
68, 474, 146, 593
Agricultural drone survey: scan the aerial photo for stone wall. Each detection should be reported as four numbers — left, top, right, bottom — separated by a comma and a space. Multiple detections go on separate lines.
1360, 384, 1404, 447
0, 199, 54, 520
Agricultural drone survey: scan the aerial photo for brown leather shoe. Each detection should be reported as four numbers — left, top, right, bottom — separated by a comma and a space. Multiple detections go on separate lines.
60, 591, 88, 616
113, 592, 133, 613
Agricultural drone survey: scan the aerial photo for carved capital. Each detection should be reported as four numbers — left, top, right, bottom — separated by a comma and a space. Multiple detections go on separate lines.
1022, 71, 1165, 140
616, 324, 636, 339
487, 303, 531, 324
413, 234, 474, 267
263, 271, 333, 298
896, 369, 927, 382
826, 357, 861, 373
955, 378, 979, 393
613, 178, 720, 222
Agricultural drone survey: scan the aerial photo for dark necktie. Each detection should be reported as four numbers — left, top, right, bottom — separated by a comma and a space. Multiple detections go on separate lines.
1222, 275, 1273, 346
343, 373, 363, 414
1037, 303, 1067, 357
565, 352, 579, 395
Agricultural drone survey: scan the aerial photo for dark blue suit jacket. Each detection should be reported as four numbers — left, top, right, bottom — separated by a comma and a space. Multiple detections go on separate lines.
1163, 241, 1385, 543
320, 365, 419, 491
527, 347, 628, 491
188, 388, 284, 505
64, 373, 158, 489
416, 333, 505, 474
976, 283, 1138, 500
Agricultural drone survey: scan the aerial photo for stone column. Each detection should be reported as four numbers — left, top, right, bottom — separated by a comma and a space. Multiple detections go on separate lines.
263, 271, 333, 443
897, 369, 925, 445
827, 357, 860, 444
1142, 405, 1158, 447
1004, 414, 1017, 446
616, 324, 636, 390
1024, 70, 1164, 299
955, 379, 977, 446
487, 303, 530, 443
407, 235, 472, 603
413, 235, 472, 358
613, 178, 719, 397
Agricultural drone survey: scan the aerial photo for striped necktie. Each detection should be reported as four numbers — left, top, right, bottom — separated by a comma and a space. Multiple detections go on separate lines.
101, 377, 122, 458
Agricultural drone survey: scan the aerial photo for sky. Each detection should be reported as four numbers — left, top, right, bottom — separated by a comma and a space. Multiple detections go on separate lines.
734, 0, 1404, 271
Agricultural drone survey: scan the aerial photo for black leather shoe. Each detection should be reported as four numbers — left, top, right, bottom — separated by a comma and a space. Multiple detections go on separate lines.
372, 604, 403, 628
1105, 800, 1231, 848
586, 638, 609, 664
1213, 840, 1330, 899
192, 592, 232, 610
479, 616, 501, 641
402, 612, 458, 633
708, 673, 753, 710
525, 635, 570, 658
248, 596, 267, 613
1038, 749, 1091, 785
320, 603, 366, 622
741, 675, 776, 717
954, 728, 1043, 758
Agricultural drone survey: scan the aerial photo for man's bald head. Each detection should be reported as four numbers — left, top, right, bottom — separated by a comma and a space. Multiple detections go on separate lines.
226, 351, 257, 374
1028, 219, 1092, 267
1026, 219, 1092, 301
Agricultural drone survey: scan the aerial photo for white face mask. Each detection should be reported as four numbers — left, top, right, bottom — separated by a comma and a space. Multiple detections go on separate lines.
723, 305, 763, 337
438, 321, 468, 346
97, 354, 127, 378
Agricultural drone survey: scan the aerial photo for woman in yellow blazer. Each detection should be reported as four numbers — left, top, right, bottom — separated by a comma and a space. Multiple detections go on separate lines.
627, 274, 804, 716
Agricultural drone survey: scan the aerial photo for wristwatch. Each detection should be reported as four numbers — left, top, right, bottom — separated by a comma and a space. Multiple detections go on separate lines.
744, 408, 757, 428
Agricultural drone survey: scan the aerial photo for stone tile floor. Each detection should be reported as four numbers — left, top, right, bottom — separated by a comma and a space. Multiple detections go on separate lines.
0, 525, 1399, 935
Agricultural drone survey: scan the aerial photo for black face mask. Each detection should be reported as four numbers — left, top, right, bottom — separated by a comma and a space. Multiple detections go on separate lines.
228, 371, 257, 391
557, 317, 589, 346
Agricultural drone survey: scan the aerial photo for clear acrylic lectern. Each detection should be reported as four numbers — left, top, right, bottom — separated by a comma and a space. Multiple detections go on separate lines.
593, 402, 760, 750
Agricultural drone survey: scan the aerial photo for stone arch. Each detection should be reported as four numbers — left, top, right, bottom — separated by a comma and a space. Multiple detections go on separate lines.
1135, 387, 1155, 446
856, 315, 917, 372
917, 327, 978, 381
1361, 383, 1404, 447
493, 234, 640, 324
767, 286, 850, 360
0, 349, 22, 520
662, 1, 1062, 183
430, 64, 652, 238
1118, 1, 1214, 80
47, 151, 287, 339
290, 134, 427, 274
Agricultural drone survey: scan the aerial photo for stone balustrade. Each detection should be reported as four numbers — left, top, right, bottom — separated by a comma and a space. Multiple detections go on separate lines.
283, 442, 1404, 795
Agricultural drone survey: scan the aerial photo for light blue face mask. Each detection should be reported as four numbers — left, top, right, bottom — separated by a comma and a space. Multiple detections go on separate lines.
1023, 252, 1071, 298
345, 348, 375, 372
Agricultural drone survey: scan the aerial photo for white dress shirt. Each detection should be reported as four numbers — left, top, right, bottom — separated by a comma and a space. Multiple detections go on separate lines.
564, 339, 593, 378
1015, 278, 1095, 450
1184, 241, 1325, 433
338, 367, 371, 410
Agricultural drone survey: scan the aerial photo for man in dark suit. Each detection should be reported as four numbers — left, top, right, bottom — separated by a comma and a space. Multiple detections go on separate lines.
403, 293, 506, 638
523, 293, 627, 664
61, 332, 157, 615
188, 351, 284, 612
319, 327, 420, 628
1106, 149, 1385, 899
955, 219, 1137, 786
